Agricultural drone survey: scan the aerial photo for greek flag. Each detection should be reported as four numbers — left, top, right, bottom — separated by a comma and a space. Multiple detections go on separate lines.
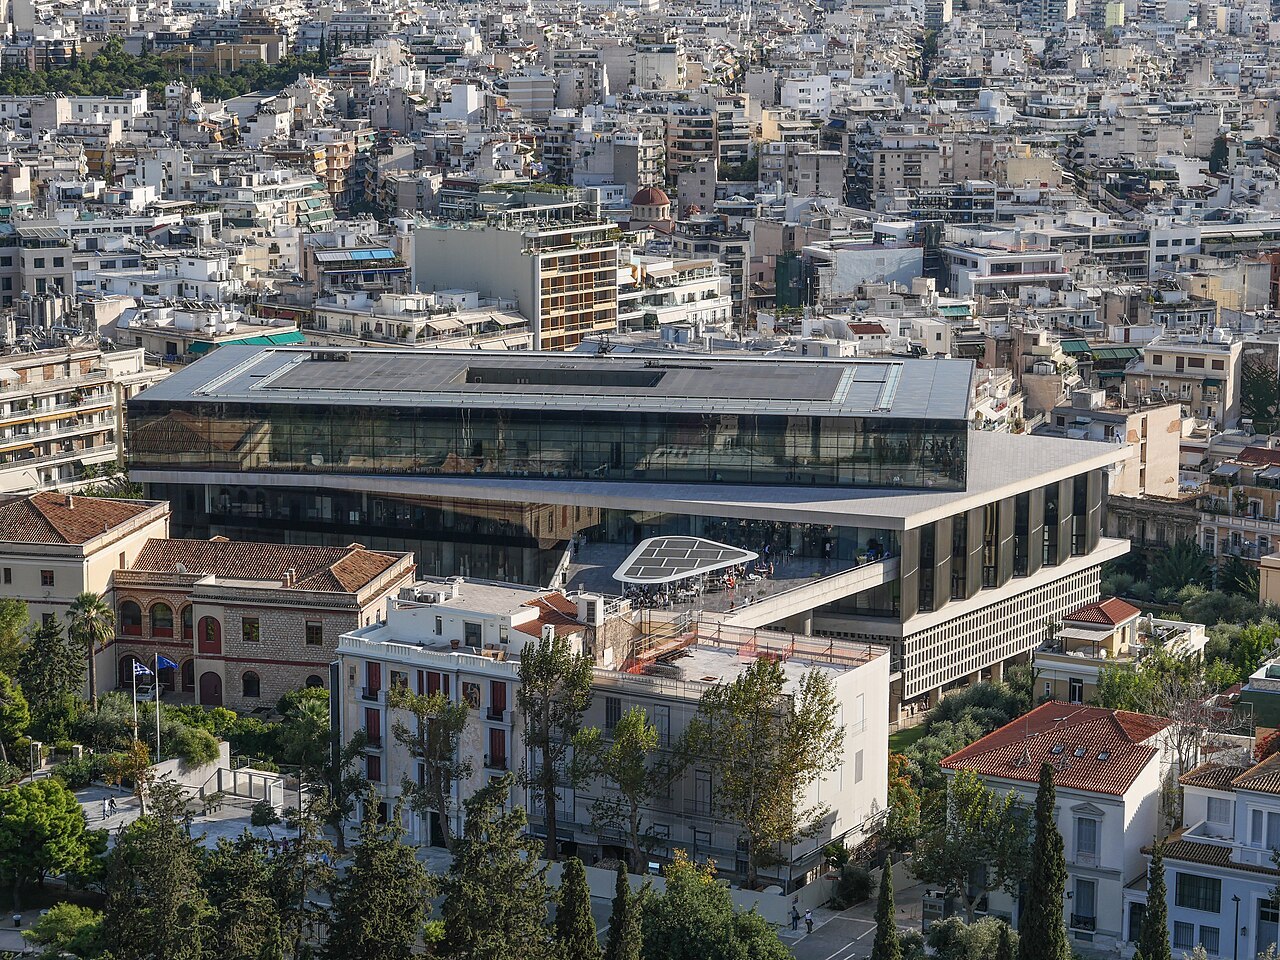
133, 661, 153, 676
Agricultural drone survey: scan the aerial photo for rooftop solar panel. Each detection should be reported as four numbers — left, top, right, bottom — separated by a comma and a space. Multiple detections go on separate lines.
613, 536, 759, 585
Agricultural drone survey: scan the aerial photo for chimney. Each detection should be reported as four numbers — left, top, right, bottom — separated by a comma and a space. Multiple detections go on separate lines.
66, 495, 74, 510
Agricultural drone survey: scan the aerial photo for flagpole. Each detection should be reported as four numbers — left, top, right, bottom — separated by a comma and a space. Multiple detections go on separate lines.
155, 653, 162, 760
131, 660, 138, 742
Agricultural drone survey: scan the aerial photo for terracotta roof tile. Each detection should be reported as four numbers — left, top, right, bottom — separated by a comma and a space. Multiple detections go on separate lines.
1180, 762, 1249, 790
0, 493, 159, 545
1064, 597, 1142, 626
513, 593, 583, 639
1232, 752, 1280, 795
1238, 447, 1280, 467
130, 539, 409, 593
942, 701, 1170, 796
1161, 837, 1277, 877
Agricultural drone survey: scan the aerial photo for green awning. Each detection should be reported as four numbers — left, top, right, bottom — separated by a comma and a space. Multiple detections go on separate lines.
188, 341, 213, 355
1091, 346, 1139, 361
1096, 370, 1125, 378
188, 330, 305, 354
1059, 339, 1091, 354
1203, 378, 1223, 387
267, 331, 305, 345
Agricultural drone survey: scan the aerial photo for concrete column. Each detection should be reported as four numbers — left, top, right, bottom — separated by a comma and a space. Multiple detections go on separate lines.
927, 686, 941, 709
967, 669, 982, 688
990, 659, 1004, 684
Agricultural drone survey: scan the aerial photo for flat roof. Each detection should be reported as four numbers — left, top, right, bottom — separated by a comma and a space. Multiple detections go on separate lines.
133, 346, 975, 421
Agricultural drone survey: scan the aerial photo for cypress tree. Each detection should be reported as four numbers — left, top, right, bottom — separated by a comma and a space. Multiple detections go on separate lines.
1017, 763, 1070, 960
871, 860, 902, 960
558, 858, 602, 960
995, 919, 1017, 960
604, 863, 641, 960
1138, 843, 1172, 960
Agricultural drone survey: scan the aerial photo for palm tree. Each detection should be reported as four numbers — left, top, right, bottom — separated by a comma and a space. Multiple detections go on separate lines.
66, 591, 114, 711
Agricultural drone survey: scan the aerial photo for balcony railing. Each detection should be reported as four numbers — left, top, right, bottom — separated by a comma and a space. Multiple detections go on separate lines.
360, 686, 381, 702
484, 753, 508, 771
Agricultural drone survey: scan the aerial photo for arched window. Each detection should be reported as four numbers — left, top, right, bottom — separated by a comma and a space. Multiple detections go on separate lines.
181, 658, 195, 692
119, 600, 142, 636
117, 655, 142, 687
305, 674, 325, 688
181, 605, 193, 641
150, 603, 174, 638
242, 671, 260, 699
198, 617, 222, 655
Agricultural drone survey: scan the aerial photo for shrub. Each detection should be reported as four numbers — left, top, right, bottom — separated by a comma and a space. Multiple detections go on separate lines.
51, 739, 77, 755
831, 863, 873, 909
166, 724, 219, 767
51, 755, 98, 788
0, 759, 21, 786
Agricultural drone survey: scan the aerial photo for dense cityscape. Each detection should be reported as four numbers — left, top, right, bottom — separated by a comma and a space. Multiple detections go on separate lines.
0, 0, 1274, 955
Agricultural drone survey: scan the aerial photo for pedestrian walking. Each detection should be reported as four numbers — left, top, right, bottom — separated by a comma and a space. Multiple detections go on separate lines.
790, 902, 800, 931
101, 798, 109, 821
108, 797, 118, 816
804, 910, 813, 935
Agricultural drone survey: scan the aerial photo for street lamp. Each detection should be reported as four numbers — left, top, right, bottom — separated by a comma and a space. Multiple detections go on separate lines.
1233, 894, 1241, 960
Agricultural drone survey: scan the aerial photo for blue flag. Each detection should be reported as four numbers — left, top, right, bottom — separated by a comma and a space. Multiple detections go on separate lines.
156, 655, 178, 670
133, 661, 153, 676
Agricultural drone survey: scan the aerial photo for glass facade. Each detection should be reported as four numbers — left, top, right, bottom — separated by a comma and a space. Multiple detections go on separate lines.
128, 401, 968, 491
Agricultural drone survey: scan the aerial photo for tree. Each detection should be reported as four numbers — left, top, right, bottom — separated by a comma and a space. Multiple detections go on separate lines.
202, 833, 286, 960
885, 753, 921, 851
995, 920, 1016, 960
0, 598, 28, 676
275, 692, 331, 771
440, 773, 554, 960
912, 770, 1031, 923
681, 657, 843, 889
1138, 842, 1171, 960
872, 861, 902, 960
1150, 539, 1210, 593
1208, 134, 1230, 175
302, 729, 368, 853
517, 632, 594, 861
557, 857, 600, 960
17, 620, 85, 741
387, 685, 471, 852
926, 917, 1018, 960
639, 850, 788, 960
66, 591, 114, 711
603, 863, 642, 960
324, 791, 431, 960
101, 805, 211, 960
0, 671, 29, 765
1016, 764, 1069, 960
0, 778, 96, 910
21, 902, 103, 959
103, 739, 155, 816
574, 705, 667, 869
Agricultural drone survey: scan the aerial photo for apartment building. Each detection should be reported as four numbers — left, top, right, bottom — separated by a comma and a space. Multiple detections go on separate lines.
1040, 390, 1182, 499
108, 539, 414, 709
941, 243, 1069, 298
943, 703, 1173, 954
0, 346, 166, 493
1125, 332, 1242, 428
336, 576, 889, 889
304, 290, 532, 350
1196, 447, 1280, 560
414, 200, 619, 351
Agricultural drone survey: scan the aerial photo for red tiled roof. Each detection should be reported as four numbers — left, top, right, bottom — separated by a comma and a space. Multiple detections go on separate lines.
1161, 836, 1278, 877
1064, 597, 1141, 626
942, 701, 1170, 796
1180, 762, 1249, 790
1231, 752, 1280, 795
1238, 447, 1280, 467
848, 322, 888, 335
513, 593, 582, 639
0, 493, 159, 545
130, 539, 409, 594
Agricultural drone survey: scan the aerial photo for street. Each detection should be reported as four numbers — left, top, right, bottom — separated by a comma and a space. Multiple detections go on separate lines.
787, 879, 929, 960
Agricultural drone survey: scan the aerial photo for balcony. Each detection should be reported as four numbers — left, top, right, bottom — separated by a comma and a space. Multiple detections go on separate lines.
365, 734, 383, 748
487, 708, 507, 722
484, 753, 508, 771
360, 686, 382, 702
1070, 915, 1096, 932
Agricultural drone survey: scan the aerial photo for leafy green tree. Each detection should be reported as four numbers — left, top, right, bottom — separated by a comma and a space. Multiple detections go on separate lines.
871, 861, 902, 960
926, 917, 1018, 960
1138, 843, 1171, 960
0, 671, 29, 764
905, 717, 987, 791
557, 857, 601, 960
574, 705, 667, 869
681, 657, 843, 889
387, 685, 471, 852
0, 778, 96, 910
324, 791, 432, 960
1208, 134, 1231, 175
66, 591, 114, 711
639, 850, 788, 960
995, 920, 1016, 960
0, 598, 28, 676
202, 833, 286, 960
17, 620, 83, 741
517, 633, 594, 860
101, 803, 211, 960
912, 770, 1031, 922
604, 863, 642, 960
1240, 359, 1279, 432
1016, 764, 1069, 960
20, 902, 103, 958
440, 772, 554, 960
1151, 539, 1210, 593
302, 729, 368, 853
885, 754, 921, 850
275, 691, 330, 771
